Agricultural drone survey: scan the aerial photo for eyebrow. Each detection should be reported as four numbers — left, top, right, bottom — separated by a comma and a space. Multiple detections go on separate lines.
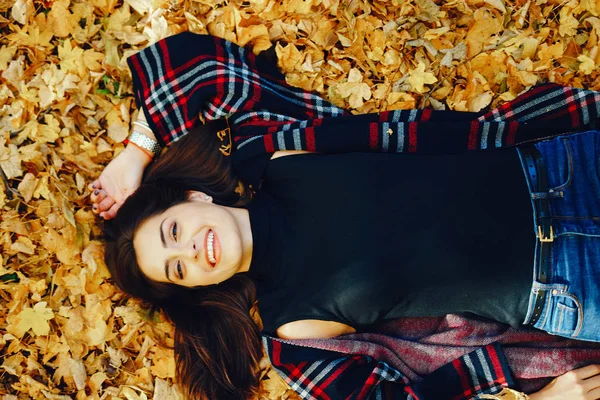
164, 264, 172, 282
159, 218, 167, 248
159, 218, 173, 282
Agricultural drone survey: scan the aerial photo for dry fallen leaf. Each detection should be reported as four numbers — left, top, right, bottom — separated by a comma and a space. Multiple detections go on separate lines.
335, 68, 373, 108
408, 62, 438, 93
9, 302, 55, 338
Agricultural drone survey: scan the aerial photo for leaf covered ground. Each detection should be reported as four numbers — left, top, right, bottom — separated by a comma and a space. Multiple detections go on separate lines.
1, 0, 599, 398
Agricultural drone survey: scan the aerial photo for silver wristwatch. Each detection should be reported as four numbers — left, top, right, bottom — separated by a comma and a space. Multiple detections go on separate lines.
128, 131, 162, 157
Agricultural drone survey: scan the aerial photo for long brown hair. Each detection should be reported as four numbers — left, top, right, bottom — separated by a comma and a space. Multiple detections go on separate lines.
103, 120, 262, 399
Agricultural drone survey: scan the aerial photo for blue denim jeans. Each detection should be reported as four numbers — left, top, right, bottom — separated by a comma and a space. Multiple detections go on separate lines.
518, 129, 600, 342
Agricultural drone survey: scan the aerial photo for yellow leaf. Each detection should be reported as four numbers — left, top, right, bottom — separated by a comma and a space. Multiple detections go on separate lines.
31, 115, 61, 144
56, 73, 80, 99
185, 11, 207, 34
387, 92, 416, 110
114, 306, 142, 325
11, 0, 34, 25
415, 0, 440, 21
408, 62, 438, 93
465, 9, 503, 58
468, 91, 494, 112
106, 5, 131, 31
70, 358, 87, 390
578, 54, 596, 74
335, 69, 372, 109
106, 107, 129, 143
125, 0, 152, 15
2, 57, 25, 91
10, 236, 35, 255
83, 49, 107, 72
58, 40, 85, 74
484, 0, 506, 13
579, 0, 600, 15
424, 27, 450, 40
285, 0, 314, 13
62, 197, 76, 228
121, 387, 149, 400
47, 0, 77, 38
559, 2, 579, 37
276, 42, 304, 72
33, 174, 50, 200
151, 356, 176, 379
17, 173, 37, 202
336, 32, 352, 47
521, 37, 539, 60
0, 46, 17, 72
0, 146, 22, 180
143, 13, 171, 45
102, 33, 121, 68
89, 372, 108, 393
12, 302, 54, 338
237, 24, 270, 47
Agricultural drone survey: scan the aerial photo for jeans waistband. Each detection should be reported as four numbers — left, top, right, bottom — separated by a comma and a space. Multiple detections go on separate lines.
518, 145, 554, 327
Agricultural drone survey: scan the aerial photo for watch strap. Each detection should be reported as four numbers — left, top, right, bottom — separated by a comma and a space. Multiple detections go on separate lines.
128, 131, 161, 157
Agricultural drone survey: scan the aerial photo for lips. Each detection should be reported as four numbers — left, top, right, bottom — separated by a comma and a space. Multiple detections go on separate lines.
204, 229, 221, 268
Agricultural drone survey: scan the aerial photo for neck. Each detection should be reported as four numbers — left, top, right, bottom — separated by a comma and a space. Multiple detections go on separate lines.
230, 206, 253, 273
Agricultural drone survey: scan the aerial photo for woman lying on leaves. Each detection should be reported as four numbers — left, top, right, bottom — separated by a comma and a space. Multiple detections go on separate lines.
90, 32, 600, 400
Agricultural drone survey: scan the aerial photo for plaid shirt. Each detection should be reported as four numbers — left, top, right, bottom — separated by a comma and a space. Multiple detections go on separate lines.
127, 32, 600, 187
126, 33, 600, 399
264, 338, 514, 400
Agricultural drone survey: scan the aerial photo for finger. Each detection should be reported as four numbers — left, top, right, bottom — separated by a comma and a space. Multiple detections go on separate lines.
576, 365, 600, 380
94, 189, 108, 204
88, 180, 101, 192
582, 374, 600, 391
90, 188, 101, 202
97, 196, 116, 213
587, 386, 600, 399
101, 203, 121, 220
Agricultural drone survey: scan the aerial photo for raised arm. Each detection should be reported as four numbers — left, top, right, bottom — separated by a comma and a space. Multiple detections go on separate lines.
89, 112, 155, 219
90, 32, 346, 218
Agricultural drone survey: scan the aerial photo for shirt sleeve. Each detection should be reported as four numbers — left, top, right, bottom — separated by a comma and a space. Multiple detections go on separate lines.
264, 338, 517, 400
126, 32, 346, 147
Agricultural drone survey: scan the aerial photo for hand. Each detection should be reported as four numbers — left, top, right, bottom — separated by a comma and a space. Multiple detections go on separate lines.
529, 365, 600, 400
89, 144, 151, 219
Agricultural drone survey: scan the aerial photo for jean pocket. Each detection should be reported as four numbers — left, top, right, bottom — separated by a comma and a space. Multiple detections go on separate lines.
550, 295, 582, 337
535, 136, 573, 190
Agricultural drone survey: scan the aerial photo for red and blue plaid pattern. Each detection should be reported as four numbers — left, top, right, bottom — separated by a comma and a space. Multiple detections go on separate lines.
127, 32, 346, 148
265, 336, 513, 400
127, 33, 600, 185
263, 314, 600, 399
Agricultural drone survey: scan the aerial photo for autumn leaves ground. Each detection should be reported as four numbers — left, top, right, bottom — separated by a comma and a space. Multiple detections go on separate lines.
1, 0, 599, 398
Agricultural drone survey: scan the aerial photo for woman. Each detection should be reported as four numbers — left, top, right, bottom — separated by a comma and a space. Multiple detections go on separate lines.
93, 33, 600, 399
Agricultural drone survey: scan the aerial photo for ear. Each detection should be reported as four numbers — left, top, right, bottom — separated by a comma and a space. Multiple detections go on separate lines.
187, 191, 213, 203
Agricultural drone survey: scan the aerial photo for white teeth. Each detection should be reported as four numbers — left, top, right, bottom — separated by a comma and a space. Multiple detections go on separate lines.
207, 230, 216, 264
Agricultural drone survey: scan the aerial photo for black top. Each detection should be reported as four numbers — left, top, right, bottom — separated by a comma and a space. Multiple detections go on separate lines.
246, 151, 535, 335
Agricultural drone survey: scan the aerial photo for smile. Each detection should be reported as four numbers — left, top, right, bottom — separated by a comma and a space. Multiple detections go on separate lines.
206, 229, 217, 266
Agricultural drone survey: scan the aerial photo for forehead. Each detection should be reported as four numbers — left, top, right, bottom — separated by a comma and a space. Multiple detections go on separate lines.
133, 211, 169, 279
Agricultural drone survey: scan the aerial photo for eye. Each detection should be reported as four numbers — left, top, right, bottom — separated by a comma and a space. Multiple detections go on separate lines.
171, 222, 178, 241
176, 261, 183, 279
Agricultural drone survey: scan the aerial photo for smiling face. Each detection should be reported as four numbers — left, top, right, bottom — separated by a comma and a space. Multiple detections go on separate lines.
133, 193, 252, 287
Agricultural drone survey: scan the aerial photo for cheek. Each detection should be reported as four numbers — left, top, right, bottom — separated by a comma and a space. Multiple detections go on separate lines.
219, 229, 242, 263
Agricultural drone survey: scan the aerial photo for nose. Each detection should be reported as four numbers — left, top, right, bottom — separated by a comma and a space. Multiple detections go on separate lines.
172, 240, 198, 260
186, 240, 198, 260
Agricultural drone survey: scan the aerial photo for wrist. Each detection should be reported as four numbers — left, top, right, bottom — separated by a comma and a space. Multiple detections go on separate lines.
133, 116, 157, 142
125, 143, 153, 167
